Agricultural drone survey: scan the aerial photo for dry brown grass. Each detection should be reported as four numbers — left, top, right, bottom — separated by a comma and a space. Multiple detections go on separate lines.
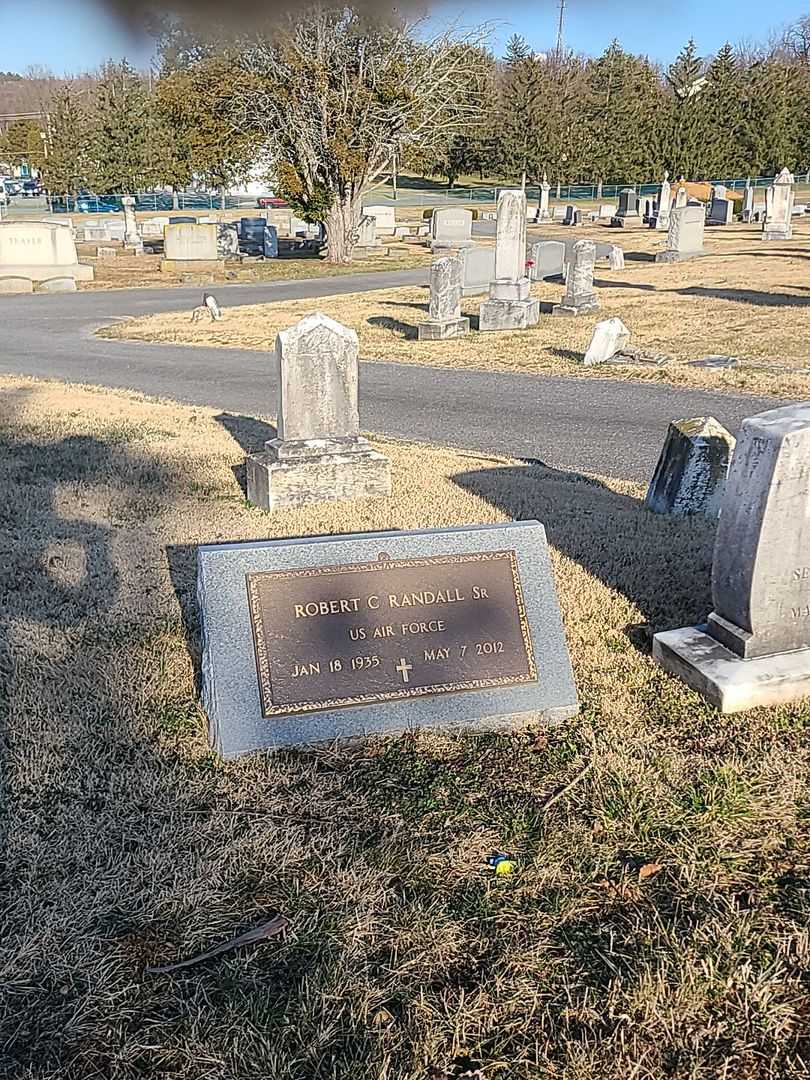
1, 376, 808, 1080
100, 218, 810, 399
79, 246, 433, 291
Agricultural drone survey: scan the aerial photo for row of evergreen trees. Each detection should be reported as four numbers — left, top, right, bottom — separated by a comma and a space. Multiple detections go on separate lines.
2, 23, 809, 196
423, 32, 810, 187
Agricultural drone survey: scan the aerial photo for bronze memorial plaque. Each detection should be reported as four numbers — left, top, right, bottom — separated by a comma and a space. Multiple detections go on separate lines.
246, 549, 537, 717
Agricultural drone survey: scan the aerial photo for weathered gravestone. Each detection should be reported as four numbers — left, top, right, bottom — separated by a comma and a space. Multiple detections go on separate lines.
562, 205, 580, 226
644, 416, 734, 519
216, 222, 240, 258
553, 239, 598, 316
675, 185, 688, 209
529, 240, 565, 281
763, 167, 795, 241
655, 171, 672, 231
121, 195, 141, 250
741, 183, 755, 222
431, 207, 474, 249
162, 223, 221, 270
583, 317, 630, 364
537, 176, 552, 221
708, 194, 734, 225
0, 221, 93, 283
479, 189, 539, 332
239, 217, 267, 255
611, 189, 640, 227
457, 245, 496, 295
362, 204, 396, 234
418, 256, 470, 340
653, 403, 810, 712
246, 313, 391, 513
197, 520, 578, 756
357, 215, 381, 249
263, 225, 279, 259
655, 203, 705, 263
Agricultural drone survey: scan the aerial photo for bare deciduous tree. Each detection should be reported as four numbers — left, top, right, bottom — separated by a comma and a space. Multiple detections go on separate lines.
233, 7, 490, 264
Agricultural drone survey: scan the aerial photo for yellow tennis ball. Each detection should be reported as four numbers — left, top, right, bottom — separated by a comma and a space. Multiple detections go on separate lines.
495, 859, 515, 875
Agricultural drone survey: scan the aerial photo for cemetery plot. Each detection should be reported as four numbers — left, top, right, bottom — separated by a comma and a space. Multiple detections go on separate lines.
104, 216, 810, 399
2, 374, 807, 1079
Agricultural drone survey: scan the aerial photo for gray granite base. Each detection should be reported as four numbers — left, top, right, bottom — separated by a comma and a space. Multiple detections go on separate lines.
198, 522, 579, 756
417, 316, 470, 341
552, 298, 599, 317
654, 250, 706, 263
246, 449, 391, 512
762, 228, 792, 241
479, 297, 540, 332
653, 625, 810, 712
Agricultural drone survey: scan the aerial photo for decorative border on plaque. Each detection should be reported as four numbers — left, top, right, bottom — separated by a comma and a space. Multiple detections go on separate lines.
245, 549, 537, 718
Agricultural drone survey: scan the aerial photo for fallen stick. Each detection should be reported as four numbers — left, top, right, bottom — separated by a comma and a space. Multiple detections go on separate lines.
536, 759, 593, 815
145, 913, 289, 975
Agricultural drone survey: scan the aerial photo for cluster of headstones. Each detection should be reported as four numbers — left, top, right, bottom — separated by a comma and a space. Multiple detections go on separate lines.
201, 304, 810, 755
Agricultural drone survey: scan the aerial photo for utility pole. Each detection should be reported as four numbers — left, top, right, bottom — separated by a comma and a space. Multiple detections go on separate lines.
555, 0, 566, 58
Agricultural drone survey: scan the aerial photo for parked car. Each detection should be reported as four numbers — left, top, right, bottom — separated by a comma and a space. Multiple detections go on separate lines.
22, 179, 42, 197
257, 195, 288, 209
3, 179, 21, 196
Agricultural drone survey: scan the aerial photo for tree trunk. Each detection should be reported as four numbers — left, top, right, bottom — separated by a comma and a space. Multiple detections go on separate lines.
324, 191, 362, 265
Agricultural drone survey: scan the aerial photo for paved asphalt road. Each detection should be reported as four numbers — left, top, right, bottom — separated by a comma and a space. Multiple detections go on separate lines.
0, 269, 781, 482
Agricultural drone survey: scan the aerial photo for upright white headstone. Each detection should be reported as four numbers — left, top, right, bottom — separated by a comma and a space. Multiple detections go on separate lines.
763, 168, 795, 241
479, 189, 539, 332
655, 171, 671, 231
418, 257, 470, 340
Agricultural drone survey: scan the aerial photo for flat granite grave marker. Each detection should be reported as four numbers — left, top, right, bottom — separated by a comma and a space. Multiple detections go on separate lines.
653, 403, 810, 711
529, 240, 565, 280
655, 203, 705, 263
246, 312, 390, 513
198, 521, 578, 756
431, 207, 474, 249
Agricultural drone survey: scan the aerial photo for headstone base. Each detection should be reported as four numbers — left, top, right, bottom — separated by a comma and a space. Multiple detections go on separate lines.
705, 610, 789, 660
610, 214, 641, 228
0, 276, 34, 293
762, 227, 793, 241
654, 249, 705, 263
161, 258, 225, 273
39, 277, 78, 293
653, 625, 810, 713
490, 277, 531, 302
431, 241, 476, 253
246, 446, 391, 513
479, 297, 540, 332
418, 316, 470, 341
552, 297, 599, 317
0, 262, 93, 282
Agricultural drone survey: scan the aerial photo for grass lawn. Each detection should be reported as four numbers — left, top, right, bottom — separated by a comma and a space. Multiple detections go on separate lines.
99, 219, 810, 399
1, 376, 808, 1079
80, 245, 434, 291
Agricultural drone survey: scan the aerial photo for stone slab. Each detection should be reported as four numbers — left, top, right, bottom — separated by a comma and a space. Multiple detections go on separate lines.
654, 250, 705, 264
38, 277, 78, 293
490, 277, 530, 302
0, 276, 33, 293
479, 297, 540, 331
552, 299, 599, 317
198, 521, 579, 756
653, 625, 810, 713
0, 262, 93, 281
246, 448, 390, 513
418, 316, 470, 341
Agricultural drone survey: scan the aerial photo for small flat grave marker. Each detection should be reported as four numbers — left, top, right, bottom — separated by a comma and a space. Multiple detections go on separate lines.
198, 522, 578, 756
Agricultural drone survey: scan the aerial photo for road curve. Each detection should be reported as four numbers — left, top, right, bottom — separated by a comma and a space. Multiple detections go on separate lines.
0, 270, 781, 482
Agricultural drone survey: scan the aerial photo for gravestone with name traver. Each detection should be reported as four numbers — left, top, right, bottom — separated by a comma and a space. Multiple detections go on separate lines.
246, 312, 390, 513
653, 403, 810, 712
0, 221, 93, 285
198, 521, 578, 756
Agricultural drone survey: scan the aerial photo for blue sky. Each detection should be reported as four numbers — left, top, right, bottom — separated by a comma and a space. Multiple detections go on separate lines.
0, 0, 808, 74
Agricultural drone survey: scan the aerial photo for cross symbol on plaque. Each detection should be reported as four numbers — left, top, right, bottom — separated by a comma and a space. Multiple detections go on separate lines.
395, 658, 413, 684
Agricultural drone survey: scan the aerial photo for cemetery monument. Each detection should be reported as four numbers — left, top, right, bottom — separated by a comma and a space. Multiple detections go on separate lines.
654, 403, 810, 711
763, 168, 795, 241
418, 257, 470, 340
553, 239, 598, 316
479, 189, 540, 332
246, 312, 391, 513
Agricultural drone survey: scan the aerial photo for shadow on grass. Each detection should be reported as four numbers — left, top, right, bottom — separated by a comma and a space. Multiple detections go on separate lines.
215, 413, 278, 496
672, 284, 810, 307
367, 315, 418, 340
451, 460, 715, 637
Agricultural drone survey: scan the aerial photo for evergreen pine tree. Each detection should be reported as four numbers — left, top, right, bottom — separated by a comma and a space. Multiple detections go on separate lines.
702, 44, 744, 177
90, 60, 152, 192
664, 39, 710, 178
41, 88, 92, 194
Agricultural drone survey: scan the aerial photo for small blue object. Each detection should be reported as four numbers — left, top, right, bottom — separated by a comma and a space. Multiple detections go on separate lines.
486, 852, 515, 874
